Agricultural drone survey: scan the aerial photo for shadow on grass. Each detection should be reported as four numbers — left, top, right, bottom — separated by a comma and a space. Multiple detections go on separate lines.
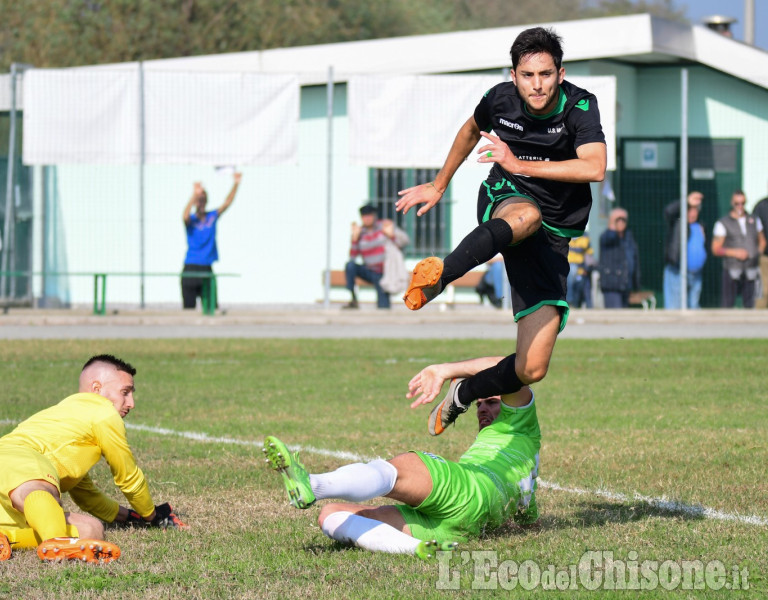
561, 499, 707, 528
472, 497, 709, 544
303, 541, 360, 555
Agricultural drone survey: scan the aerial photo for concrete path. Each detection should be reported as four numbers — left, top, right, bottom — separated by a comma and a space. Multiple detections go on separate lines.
1, 305, 766, 339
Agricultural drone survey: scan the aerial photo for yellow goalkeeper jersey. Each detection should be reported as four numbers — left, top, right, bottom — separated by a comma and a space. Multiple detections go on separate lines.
0, 392, 154, 522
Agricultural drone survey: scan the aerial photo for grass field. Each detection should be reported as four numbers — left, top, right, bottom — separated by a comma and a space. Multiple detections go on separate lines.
0, 338, 765, 599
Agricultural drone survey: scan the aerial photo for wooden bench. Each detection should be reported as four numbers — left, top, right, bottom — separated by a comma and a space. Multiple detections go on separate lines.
325, 268, 485, 307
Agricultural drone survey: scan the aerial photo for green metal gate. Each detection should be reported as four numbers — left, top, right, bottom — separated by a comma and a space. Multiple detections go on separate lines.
617, 137, 742, 308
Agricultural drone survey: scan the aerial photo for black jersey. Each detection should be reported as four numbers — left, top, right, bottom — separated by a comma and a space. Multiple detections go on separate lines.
473, 79, 605, 234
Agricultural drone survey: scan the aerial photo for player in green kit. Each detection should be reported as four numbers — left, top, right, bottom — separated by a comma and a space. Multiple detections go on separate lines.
264, 356, 540, 558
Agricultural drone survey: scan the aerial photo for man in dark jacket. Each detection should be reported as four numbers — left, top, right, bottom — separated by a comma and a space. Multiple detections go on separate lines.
599, 208, 640, 308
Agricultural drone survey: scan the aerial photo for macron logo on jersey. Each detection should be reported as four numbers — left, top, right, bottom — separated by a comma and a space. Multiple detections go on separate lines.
499, 117, 523, 131
575, 99, 590, 112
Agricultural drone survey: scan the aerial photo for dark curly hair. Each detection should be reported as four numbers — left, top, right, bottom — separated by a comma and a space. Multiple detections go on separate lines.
510, 27, 564, 71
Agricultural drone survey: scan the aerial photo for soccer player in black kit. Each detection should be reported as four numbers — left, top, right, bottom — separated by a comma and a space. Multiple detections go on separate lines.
396, 27, 607, 435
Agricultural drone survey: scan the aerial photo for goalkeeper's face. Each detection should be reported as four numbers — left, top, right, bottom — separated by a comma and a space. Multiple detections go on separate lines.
476, 396, 502, 430
95, 369, 136, 419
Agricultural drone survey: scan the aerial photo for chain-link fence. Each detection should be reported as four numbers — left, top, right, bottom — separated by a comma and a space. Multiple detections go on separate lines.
1, 58, 767, 310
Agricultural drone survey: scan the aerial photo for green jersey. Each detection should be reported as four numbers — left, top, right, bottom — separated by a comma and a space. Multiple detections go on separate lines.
397, 397, 541, 543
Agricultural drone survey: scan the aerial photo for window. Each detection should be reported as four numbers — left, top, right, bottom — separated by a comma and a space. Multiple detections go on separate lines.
369, 168, 451, 257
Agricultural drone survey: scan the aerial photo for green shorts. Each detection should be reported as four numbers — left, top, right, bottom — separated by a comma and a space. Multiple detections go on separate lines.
395, 450, 537, 543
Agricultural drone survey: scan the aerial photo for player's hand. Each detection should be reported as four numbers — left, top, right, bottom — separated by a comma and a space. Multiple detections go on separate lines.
407, 365, 449, 408
193, 181, 203, 195
122, 503, 188, 529
477, 131, 519, 172
233, 172, 242, 184
151, 502, 189, 529
396, 182, 443, 217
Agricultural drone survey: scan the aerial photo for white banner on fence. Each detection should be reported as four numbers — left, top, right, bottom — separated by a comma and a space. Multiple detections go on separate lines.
22, 67, 299, 166
143, 71, 298, 165
23, 69, 140, 165
348, 74, 616, 170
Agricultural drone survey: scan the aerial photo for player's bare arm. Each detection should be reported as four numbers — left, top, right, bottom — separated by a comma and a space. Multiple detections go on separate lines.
407, 356, 506, 408
217, 172, 242, 217
183, 182, 203, 225
477, 132, 606, 183
396, 116, 482, 217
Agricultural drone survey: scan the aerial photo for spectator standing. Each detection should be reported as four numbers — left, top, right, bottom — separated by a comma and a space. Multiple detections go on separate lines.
711, 190, 766, 308
344, 205, 408, 309
752, 195, 768, 308
182, 172, 241, 310
598, 208, 640, 309
663, 191, 707, 309
475, 255, 504, 308
566, 233, 595, 308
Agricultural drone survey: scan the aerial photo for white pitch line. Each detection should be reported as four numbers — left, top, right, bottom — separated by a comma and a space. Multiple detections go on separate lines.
2, 418, 766, 527
537, 479, 768, 526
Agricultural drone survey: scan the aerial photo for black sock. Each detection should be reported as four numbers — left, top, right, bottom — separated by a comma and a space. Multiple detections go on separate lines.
441, 219, 513, 286
458, 354, 524, 404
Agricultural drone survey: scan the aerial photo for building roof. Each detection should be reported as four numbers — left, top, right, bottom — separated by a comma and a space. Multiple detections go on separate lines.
134, 13, 768, 89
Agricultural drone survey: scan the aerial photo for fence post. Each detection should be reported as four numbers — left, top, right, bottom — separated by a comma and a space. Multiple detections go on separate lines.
323, 65, 334, 309
1, 63, 19, 299
679, 68, 689, 311
138, 61, 147, 309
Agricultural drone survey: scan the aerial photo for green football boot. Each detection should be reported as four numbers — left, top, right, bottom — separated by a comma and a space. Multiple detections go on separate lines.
263, 436, 316, 509
415, 539, 459, 560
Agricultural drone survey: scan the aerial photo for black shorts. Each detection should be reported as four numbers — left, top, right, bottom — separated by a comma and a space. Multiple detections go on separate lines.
181, 264, 215, 309
477, 182, 570, 330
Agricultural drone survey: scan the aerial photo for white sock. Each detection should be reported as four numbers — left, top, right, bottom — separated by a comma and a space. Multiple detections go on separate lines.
309, 459, 397, 502
321, 511, 421, 555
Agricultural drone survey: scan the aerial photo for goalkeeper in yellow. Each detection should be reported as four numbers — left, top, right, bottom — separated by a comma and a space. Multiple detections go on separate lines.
0, 354, 183, 564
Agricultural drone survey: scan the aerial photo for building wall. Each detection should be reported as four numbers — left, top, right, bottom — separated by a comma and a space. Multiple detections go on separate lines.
635, 65, 768, 206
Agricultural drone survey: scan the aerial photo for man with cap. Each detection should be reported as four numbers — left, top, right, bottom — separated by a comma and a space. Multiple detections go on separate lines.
344, 204, 404, 309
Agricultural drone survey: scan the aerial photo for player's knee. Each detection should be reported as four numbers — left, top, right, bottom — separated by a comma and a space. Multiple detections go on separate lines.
318, 504, 342, 528
501, 203, 541, 237
68, 513, 104, 539
517, 362, 549, 384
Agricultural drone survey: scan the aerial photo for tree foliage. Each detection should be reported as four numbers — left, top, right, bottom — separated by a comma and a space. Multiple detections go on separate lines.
0, 0, 686, 70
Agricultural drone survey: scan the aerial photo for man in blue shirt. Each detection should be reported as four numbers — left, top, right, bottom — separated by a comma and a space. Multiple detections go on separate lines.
182, 172, 241, 309
663, 192, 706, 309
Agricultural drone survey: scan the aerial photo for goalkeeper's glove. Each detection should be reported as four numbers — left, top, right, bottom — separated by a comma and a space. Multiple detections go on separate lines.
151, 502, 188, 529
124, 503, 188, 529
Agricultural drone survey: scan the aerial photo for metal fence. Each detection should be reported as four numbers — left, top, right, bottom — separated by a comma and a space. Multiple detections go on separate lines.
1, 63, 767, 310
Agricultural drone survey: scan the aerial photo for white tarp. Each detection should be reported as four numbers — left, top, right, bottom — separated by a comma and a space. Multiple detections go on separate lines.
348, 74, 616, 170
23, 69, 140, 165
22, 67, 299, 166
